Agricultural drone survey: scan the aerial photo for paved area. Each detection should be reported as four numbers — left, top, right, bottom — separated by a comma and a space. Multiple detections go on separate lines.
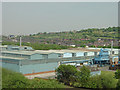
98, 65, 116, 72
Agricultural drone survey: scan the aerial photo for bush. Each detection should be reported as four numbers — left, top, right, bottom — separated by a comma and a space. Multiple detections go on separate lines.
115, 69, 120, 88
99, 74, 117, 88
56, 65, 118, 88
75, 66, 90, 87
56, 65, 91, 87
2, 68, 66, 88
87, 71, 117, 88
116, 80, 120, 88
2, 68, 30, 88
56, 65, 77, 85
87, 75, 102, 88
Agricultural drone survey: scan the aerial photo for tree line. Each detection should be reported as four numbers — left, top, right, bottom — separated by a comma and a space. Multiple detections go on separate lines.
2, 41, 73, 50
56, 65, 120, 88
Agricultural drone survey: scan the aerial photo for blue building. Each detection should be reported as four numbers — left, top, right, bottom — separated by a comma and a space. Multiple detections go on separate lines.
94, 48, 110, 64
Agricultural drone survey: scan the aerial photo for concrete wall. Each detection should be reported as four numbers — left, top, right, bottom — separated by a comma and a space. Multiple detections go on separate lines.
87, 52, 94, 56
63, 53, 72, 58
48, 53, 59, 59
114, 50, 119, 54
76, 52, 84, 57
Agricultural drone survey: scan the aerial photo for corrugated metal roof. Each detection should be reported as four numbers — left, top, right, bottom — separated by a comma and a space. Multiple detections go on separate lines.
0, 56, 25, 60
0, 45, 8, 48
2, 51, 35, 55
1, 49, 97, 56
88, 48, 120, 51
2, 50, 51, 55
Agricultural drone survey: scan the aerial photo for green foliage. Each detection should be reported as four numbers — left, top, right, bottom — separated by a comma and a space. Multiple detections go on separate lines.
74, 66, 91, 87
56, 65, 77, 85
2, 68, 30, 88
56, 65, 91, 86
116, 79, 120, 88
115, 69, 120, 88
2, 41, 72, 50
86, 71, 118, 88
78, 66, 90, 86
31, 26, 119, 41
2, 68, 66, 88
2, 27, 120, 49
115, 69, 120, 79
56, 65, 118, 88
99, 73, 117, 88
87, 75, 102, 88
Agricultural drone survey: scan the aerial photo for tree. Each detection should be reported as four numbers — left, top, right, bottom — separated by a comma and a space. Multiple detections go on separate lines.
75, 66, 90, 87
56, 65, 77, 85
115, 69, 120, 79
115, 69, 120, 88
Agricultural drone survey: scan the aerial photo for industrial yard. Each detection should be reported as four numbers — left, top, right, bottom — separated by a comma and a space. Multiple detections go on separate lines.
1, 1, 120, 89
0, 44, 119, 79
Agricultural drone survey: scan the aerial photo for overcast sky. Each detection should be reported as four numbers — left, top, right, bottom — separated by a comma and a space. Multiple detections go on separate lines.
2, 2, 118, 35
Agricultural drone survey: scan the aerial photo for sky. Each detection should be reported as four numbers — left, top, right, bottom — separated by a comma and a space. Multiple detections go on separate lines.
2, 2, 118, 35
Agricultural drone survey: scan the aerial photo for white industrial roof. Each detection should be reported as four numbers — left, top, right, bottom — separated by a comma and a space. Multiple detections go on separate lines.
1, 49, 94, 55
0, 45, 8, 48
88, 47, 120, 51
1, 50, 51, 55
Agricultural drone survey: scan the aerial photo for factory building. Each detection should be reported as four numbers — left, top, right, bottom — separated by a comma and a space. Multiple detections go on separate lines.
94, 49, 110, 64
88, 47, 119, 55
1, 45, 119, 75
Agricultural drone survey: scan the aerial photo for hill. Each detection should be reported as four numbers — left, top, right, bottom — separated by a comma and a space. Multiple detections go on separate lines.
2, 27, 120, 49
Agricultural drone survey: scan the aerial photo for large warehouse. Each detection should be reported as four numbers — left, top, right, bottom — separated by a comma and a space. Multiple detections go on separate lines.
0, 45, 119, 75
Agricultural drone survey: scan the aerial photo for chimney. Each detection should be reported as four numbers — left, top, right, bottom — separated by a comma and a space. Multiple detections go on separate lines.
111, 41, 113, 56
20, 36, 22, 47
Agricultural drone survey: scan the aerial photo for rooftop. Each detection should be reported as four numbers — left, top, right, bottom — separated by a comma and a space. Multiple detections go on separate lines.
0, 56, 26, 60
2, 49, 97, 55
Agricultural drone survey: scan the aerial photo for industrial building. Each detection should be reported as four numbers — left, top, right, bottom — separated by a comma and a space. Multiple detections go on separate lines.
0, 45, 119, 75
0, 45, 98, 74
88, 47, 119, 55
93, 49, 110, 64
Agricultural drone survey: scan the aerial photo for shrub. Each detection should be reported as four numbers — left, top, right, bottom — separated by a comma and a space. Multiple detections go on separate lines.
56, 65, 118, 88
115, 69, 120, 88
74, 66, 90, 87
2, 68, 66, 88
87, 75, 102, 88
2, 68, 30, 88
56, 65, 77, 85
99, 74, 117, 88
